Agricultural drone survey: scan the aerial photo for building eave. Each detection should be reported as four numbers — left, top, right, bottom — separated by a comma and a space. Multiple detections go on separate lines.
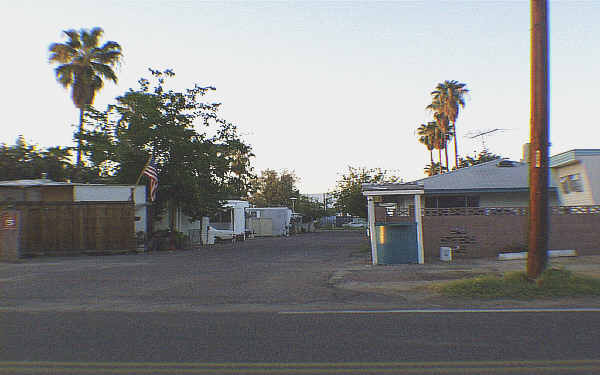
363, 189, 425, 197
423, 187, 558, 195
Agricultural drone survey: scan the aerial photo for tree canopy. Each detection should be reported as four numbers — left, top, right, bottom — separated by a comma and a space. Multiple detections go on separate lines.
0, 137, 74, 182
332, 166, 400, 218
420, 80, 469, 174
249, 169, 299, 208
248, 169, 330, 221
49, 27, 122, 167
457, 149, 502, 168
79, 69, 254, 220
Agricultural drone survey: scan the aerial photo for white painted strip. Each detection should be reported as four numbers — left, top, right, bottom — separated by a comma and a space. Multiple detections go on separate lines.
498, 250, 577, 260
497, 252, 527, 260
548, 250, 577, 257
279, 308, 600, 315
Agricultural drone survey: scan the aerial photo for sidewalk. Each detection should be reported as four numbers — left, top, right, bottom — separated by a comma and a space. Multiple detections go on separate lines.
332, 254, 600, 309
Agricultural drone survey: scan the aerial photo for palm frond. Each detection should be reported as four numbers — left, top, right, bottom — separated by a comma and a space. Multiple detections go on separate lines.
90, 74, 104, 90
93, 49, 122, 65
99, 41, 122, 53
89, 27, 104, 45
54, 64, 75, 87
81, 27, 104, 49
63, 30, 81, 49
50, 27, 121, 107
48, 43, 78, 63
90, 62, 118, 83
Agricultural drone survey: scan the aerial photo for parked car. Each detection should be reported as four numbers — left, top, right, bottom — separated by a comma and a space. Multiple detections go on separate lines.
342, 218, 367, 229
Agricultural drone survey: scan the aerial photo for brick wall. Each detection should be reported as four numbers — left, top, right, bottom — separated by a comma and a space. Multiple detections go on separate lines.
422, 215, 528, 260
549, 213, 600, 255
421, 209, 600, 260
375, 205, 600, 260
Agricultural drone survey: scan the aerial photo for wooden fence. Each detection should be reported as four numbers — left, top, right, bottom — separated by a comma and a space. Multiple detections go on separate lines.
15, 202, 135, 256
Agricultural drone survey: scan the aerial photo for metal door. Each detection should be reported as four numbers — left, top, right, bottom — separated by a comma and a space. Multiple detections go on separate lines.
375, 223, 418, 264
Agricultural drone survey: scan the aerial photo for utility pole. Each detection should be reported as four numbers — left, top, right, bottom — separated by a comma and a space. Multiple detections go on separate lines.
528, 0, 549, 279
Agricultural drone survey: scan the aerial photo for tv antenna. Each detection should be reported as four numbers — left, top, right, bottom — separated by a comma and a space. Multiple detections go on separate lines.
465, 128, 509, 150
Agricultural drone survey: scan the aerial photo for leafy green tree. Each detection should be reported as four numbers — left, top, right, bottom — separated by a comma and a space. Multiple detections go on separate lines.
457, 149, 501, 168
295, 195, 333, 222
79, 69, 254, 221
332, 166, 400, 218
0, 137, 74, 182
49, 27, 122, 168
249, 169, 299, 208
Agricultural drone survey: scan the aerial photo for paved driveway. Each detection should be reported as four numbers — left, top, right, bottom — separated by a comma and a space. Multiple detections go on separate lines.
0, 231, 375, 312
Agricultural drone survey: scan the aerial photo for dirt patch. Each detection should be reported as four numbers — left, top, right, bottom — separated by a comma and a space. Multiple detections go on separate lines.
333, 254, 600, 308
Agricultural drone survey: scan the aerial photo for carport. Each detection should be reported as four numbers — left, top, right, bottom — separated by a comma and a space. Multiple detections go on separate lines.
362, 183, 425, 265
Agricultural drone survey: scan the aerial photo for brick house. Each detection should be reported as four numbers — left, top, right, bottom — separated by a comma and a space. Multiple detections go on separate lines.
375, 159, 560, 215
362, 155, 600, 263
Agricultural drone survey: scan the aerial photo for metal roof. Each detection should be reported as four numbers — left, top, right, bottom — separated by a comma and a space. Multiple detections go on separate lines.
362, 183, 423, 192
0, 179, 141, 188
0, 179, 72, 187
549, 149, 600, 168
410, 159, 557, 193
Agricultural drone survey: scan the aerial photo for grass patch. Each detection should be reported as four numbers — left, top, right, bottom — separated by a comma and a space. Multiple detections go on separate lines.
432, 268, 600, 299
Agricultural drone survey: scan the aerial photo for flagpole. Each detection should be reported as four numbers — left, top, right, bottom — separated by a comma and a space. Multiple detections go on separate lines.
130, 155, 152, 202
135, 155, 153, 186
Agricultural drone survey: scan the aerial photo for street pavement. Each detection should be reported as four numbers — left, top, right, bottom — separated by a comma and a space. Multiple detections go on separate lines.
1, 231, 600, 374
1, 310, 600, 374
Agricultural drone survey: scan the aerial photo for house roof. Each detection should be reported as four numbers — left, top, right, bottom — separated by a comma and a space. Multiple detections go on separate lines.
550, 149, 600, 168
0, 179, 72, 187
0, 179, 142, 188
362, 183, 424, 196
362, 183, 423, 192
411, 159, 557, 194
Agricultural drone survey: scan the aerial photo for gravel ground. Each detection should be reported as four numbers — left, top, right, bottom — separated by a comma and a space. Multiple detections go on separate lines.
2, 230, 599, 311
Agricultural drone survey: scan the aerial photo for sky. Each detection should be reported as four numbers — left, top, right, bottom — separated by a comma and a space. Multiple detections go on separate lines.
2, 0, 599, 193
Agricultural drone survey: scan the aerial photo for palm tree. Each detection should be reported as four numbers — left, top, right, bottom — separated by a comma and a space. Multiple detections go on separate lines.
419, 121, 446, 171
428, 80, 469, 169
49, 27, 122, 167
433, 112, 450, 170
417, 123, 435, 168
424, 162, 443, 177
426, 98, 452, 170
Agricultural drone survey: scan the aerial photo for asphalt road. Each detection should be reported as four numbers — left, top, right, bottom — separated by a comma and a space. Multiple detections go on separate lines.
1, 310, 600, 374
1, 231, 600, 374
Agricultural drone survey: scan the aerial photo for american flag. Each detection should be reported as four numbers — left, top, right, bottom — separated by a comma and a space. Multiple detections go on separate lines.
143, 158, 159, 202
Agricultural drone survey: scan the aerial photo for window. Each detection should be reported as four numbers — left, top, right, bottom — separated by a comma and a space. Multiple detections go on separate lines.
425, 196, 480, 208
560, 174, 584, 194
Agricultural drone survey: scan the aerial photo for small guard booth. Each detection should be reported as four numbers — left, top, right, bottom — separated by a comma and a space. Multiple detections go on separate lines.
362, 183, 425, 265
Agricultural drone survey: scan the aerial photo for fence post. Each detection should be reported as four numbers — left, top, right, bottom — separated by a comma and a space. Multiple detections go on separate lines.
414, 194, 425, 264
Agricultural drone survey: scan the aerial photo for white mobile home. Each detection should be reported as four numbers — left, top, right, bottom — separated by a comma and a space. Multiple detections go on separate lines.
550, 149, 600, 206
246, 207, 292, 237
